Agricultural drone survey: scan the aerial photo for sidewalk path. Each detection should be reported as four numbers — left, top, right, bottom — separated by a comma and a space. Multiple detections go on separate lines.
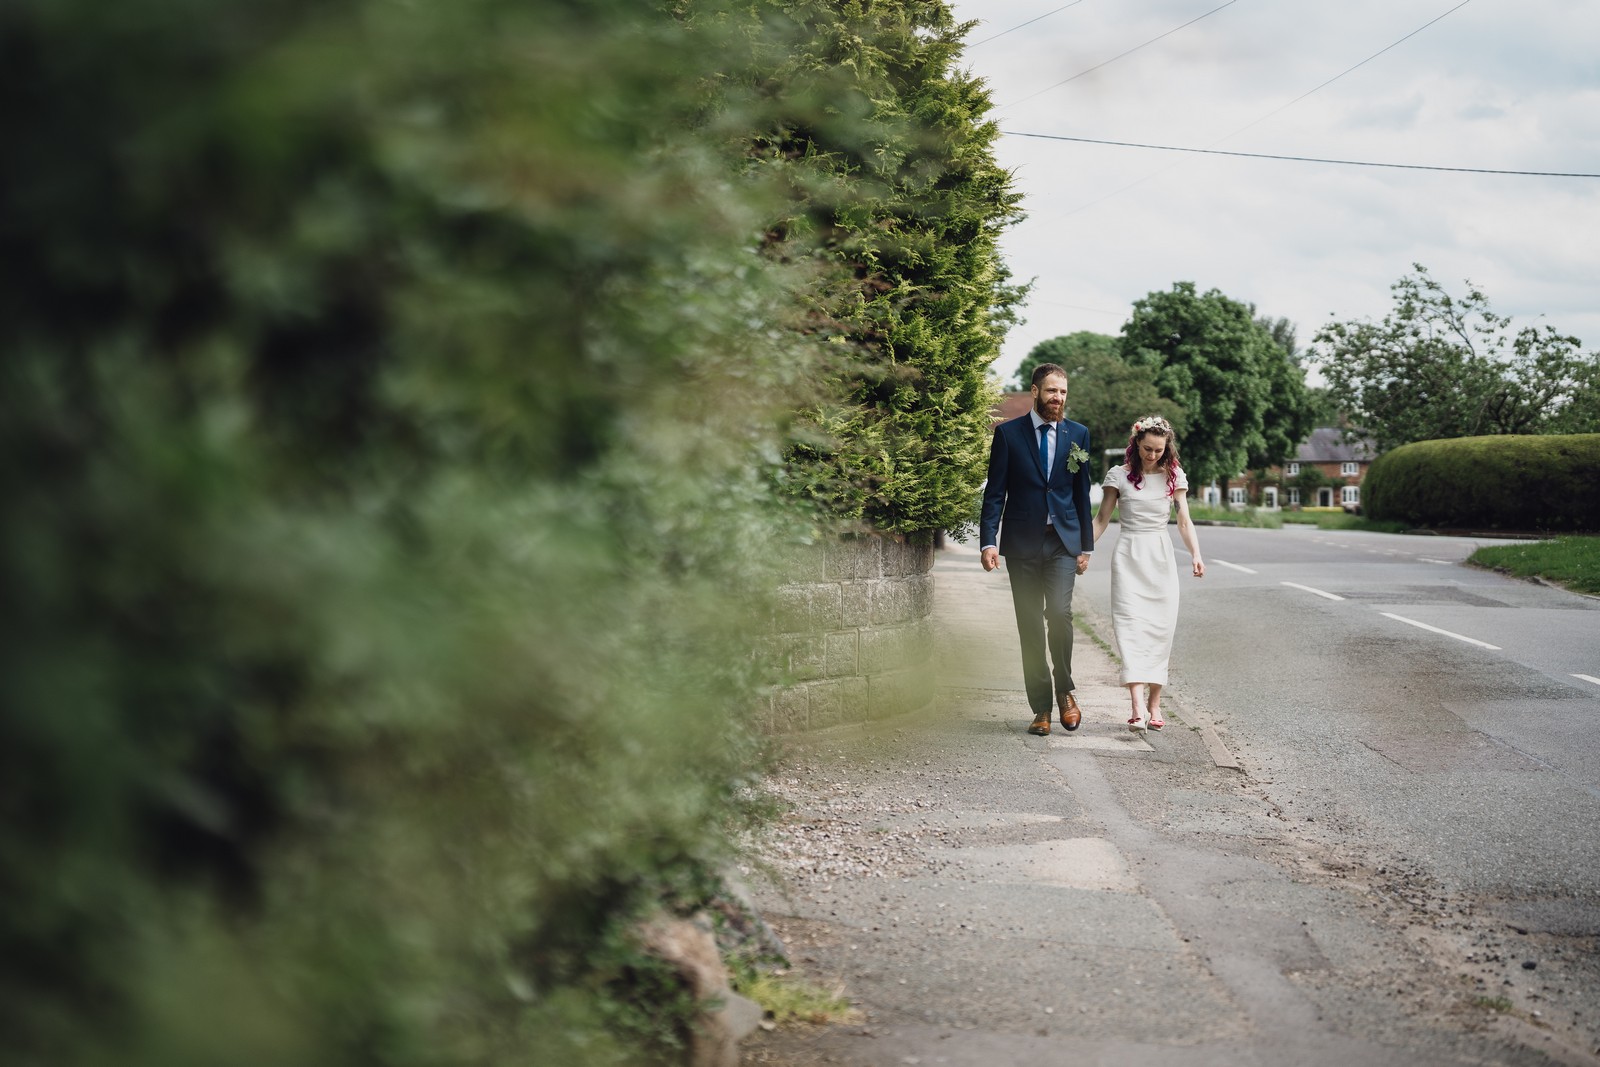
740, 541, 1583, 1067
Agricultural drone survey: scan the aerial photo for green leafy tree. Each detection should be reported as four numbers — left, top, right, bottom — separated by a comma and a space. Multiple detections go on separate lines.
752, 0, 1026, 539
1310, 265, 1600, 451
1014, 331, 1117, 390
1015, 332, 1184, 478
1119, 283, 1315, 493
1305, 385, 1344, 427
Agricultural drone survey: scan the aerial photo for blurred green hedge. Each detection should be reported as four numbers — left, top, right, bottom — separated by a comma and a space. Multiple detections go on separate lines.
1, 0, 1017, 1064
1363, 435, 1600, 532
1, 1, 810, 1065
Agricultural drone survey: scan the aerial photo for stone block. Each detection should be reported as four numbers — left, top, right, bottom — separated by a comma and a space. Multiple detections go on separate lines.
789, 635, 826, 682
777, 541, 827, 583
870, 578, 912, 626
824, 631, 859, 678
840, 580, 872, 628
773, 583, 842, 634
808, 677, 868, 729
861, 621, 936, 675
859, 625, 909, 674
770, 683, 809, 733
825, 536, 883, 580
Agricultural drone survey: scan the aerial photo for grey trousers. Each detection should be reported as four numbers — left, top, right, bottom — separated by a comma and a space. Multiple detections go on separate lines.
1006, 534, 1077, 717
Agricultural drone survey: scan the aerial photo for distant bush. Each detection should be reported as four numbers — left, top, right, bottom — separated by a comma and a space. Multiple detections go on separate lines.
1363, 435, 1600, 532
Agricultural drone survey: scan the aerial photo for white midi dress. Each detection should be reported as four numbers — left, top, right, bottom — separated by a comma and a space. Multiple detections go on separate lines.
1103, 465, 1189, 686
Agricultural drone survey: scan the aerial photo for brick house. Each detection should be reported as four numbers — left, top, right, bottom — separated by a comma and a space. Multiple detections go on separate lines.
1218, 427, 1377, 511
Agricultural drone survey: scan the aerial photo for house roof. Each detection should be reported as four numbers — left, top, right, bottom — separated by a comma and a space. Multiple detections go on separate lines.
1295, 427, 1376, 463
992, 392, 1034, 422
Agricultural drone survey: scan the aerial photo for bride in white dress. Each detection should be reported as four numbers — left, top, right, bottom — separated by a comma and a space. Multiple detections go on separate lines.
1089, 416, 1205, 735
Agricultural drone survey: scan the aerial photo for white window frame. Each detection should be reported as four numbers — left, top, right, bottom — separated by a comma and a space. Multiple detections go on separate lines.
1341, 485, 1361, 506
1262, 486, 1279, 508
1286, 462, 1300, 476
1228, 487, 1246, 506
1341, 461, 1359, 476
1288, 487, 1301, 506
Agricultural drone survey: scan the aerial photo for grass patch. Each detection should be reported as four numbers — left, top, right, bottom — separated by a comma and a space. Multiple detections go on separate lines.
1074, 611, 1118, 660
1280, 511, 1408, 533
733, 970, 858, 1026
1467, 536, 1600, 596
1471, 995, 1514, 1013
1187, 504, 1283, 529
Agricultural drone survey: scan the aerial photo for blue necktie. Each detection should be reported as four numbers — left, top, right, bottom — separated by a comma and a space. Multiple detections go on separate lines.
1038, 423, 1051, 478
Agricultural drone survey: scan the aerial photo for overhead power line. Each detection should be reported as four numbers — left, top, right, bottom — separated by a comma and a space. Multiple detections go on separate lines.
1042, 0, 1491, 217
1001, 0, 1239, 109
1002, 130, 1600, 178
968, 1, 1086, 48
1222, 0, 1477, 144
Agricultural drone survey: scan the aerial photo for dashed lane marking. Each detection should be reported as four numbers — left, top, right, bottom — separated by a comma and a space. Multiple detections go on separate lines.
1211, 559, 1258, 574
1379, 612, 1500, 650
1281, 581, 1344, 601
1574, 674, 1600, 688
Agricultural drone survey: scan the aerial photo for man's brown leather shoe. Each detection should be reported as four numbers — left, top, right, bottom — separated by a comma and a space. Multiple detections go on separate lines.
1027, 715, 1051, 736
1059, 692, 1082, 731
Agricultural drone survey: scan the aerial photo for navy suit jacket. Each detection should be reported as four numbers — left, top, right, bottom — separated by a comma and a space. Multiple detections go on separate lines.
980, 414, 1094, 559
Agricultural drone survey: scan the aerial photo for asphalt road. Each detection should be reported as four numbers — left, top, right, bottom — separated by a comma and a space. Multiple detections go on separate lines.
1073, 522, 1600, 899
744, 531, 1600, 1066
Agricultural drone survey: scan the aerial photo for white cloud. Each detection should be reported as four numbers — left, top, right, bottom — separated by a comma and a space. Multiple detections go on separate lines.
951, 0, 1600, 381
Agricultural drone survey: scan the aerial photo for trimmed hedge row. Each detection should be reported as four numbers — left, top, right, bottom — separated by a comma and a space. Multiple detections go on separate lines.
1363, 434, 1600, 532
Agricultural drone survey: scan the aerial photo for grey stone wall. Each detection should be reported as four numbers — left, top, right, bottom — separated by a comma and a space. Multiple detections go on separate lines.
765, 534, 936, 732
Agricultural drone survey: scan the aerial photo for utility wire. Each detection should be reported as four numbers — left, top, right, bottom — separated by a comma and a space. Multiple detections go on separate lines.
1002, 131, 1600, 178
1036, 0, 1502, 216
968, 1, 1087, 48
1220, 0, 1476, 144
1000, 0, 1239, 109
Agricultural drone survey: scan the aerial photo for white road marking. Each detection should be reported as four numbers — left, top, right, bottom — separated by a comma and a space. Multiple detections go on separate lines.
1574, 674, 1600, 688
1282, 581, 1344, 601
1421, 558, 1452, 565
1379, 612, 1501, 650
1212, 559, 1258, 574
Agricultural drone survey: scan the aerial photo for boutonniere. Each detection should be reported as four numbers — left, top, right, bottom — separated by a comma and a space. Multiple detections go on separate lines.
1066, 443, 1090, 473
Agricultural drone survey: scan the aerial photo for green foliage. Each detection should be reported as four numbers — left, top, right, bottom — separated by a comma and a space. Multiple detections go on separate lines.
1119, 283, 1315, 492
1, 1, 862, 1064
1311, 265, 1600, 452
1015, 331, 1115, 390
1016, 332, 1184, 480
751, 0, 1026, 539
732, 970, 856, 1026
1469, 536, 1600, 596
1290, 466, 1334, 493
1185, 504, 1284, 529
1281, 511, 1407, 532
1362, 435, 1600, 532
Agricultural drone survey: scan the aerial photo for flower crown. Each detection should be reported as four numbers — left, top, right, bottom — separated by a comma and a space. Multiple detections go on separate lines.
1131, 415, 1172, 435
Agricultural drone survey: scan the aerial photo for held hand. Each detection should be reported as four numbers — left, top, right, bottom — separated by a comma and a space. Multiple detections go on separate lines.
981, 547, 1000, 572
1075, 553, 1090, 575
1192, 558, 1205, 578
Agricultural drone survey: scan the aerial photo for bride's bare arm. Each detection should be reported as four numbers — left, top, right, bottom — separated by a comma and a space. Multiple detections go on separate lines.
1092, 486, 1119, 545
1173, 492, 1205, 577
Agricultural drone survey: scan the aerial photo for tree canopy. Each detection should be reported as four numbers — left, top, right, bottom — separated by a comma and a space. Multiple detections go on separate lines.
1016, 332, 1185, 478
754, 0, 1025, 538
1119, 283, 1315, 491
1310, 265, 1600, 452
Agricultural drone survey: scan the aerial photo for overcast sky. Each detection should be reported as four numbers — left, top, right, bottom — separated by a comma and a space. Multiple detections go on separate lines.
944, 0, 1600, 386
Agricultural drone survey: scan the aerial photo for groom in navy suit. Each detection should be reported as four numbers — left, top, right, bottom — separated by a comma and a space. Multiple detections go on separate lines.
980, 363, 1094, 736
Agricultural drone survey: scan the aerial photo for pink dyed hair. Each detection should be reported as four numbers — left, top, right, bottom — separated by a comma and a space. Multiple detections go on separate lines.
1124, 419, 1182, 497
